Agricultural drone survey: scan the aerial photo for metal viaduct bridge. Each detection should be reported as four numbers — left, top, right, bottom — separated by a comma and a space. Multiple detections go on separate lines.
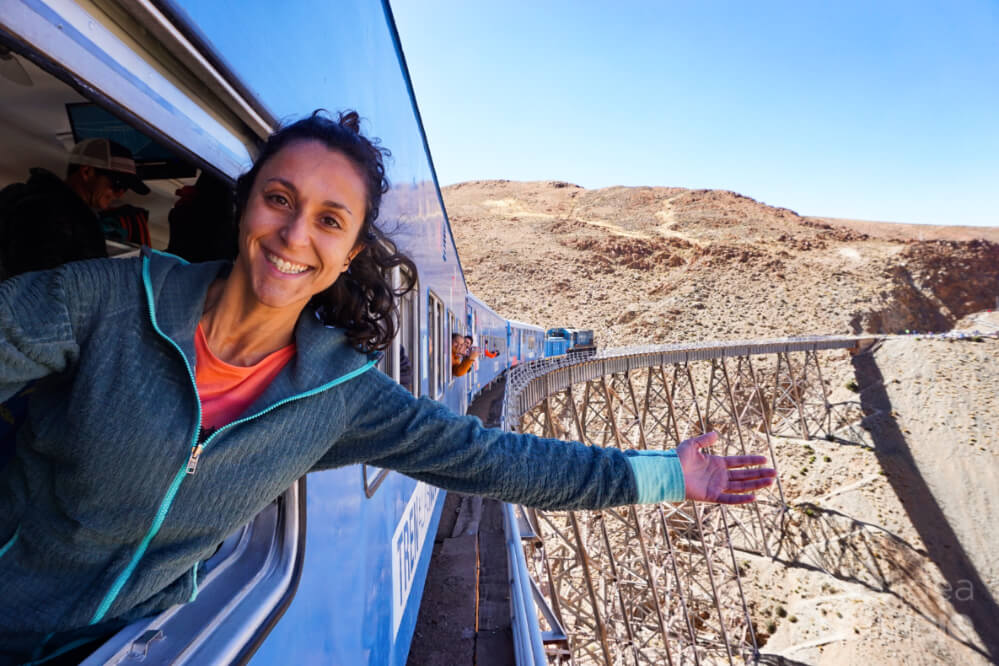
410, 334, 921, 665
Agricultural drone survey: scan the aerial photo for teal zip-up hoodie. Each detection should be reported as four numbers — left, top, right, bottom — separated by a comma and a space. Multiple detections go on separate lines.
0, 251, 683, 655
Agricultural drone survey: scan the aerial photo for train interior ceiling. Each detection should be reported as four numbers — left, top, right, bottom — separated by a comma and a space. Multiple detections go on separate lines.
0, 47, 205, 252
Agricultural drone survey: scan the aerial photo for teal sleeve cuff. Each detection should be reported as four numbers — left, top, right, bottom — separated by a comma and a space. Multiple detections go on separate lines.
626, 450, 685, 504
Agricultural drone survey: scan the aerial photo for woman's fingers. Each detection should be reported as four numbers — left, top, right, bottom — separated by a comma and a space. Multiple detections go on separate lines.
724, 477, 776, 493
724, 454, 770, 468
716, 492, 759, 505
690, 431, 719, 448
728, 467, 777, 481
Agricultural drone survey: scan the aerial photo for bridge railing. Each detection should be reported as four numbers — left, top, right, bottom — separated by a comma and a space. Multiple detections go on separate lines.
499, 335, 876, 665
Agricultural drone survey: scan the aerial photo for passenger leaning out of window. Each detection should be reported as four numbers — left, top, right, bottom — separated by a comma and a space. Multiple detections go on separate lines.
451, 332, 479, 377
0, 110, 775, 663
0, 138, 149, 279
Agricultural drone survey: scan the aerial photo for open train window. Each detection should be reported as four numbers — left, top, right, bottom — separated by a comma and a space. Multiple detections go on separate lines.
0, 30, 297, 665
447, 309, 462, 387
0, 55, 239, 265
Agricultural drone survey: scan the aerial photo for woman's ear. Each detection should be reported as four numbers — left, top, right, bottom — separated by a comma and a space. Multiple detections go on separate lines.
346, 245, 363, 266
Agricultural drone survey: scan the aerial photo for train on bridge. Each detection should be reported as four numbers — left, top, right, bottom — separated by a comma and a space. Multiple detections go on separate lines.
0, 0, 591, 663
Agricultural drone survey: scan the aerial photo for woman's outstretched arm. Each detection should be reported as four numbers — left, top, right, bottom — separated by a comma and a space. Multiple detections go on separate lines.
328, 373, 775, 511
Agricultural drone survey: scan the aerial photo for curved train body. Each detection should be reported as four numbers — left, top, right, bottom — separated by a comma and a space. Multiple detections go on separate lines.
0, 1, 592, 663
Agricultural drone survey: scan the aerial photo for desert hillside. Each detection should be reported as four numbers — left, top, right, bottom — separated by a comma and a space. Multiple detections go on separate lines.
443, 180, 998, 347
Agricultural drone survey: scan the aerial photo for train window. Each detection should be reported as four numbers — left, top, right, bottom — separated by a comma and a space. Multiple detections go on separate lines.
428, 291, 446, 399
0, 54, 238, 271
398, 271, 420, 396
378, 266, 419, 394
447, 309, 461, 386
363, 267, 417, 498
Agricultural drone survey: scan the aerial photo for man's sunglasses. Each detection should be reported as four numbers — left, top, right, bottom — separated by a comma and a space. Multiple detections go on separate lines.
99, 170, 130, 193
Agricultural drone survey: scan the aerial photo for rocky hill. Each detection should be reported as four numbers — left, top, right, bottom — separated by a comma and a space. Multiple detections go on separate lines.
442, 180, 998, 346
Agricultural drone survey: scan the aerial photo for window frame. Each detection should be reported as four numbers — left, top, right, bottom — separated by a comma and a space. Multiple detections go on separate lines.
427, 290, 446, 400
82, 481, 307, 665
363, 268, 418, 498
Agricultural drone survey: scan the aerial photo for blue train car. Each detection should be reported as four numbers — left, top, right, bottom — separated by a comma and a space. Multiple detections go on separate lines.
545, 327, 597, 356
466, 291, 508, 397
0, 1, 473, 663
507, 320, 545, 367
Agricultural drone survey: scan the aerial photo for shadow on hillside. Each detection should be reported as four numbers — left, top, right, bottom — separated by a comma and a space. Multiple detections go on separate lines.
850, 349, 998, 660
754, 655, 810, 666
762, 500, 985, 657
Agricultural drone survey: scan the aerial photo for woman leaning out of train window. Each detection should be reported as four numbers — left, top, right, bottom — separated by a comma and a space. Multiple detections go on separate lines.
0, 110, 775, 662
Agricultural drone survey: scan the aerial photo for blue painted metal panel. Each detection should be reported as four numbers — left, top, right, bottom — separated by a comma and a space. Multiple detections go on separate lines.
251, 466, 444, 666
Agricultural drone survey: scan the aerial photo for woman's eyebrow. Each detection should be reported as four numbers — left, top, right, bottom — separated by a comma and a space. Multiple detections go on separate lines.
264, 177, 354, 215
264, 177, 298, 193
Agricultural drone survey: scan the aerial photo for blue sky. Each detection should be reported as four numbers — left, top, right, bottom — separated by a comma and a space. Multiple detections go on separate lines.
391, 1, 998, 227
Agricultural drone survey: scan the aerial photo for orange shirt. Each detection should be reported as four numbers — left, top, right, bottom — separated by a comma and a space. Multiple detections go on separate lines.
194, 324, 296, 431
451, 351, 474, 377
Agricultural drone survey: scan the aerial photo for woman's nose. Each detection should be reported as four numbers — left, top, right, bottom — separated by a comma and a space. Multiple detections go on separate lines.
280, 213, 310, 247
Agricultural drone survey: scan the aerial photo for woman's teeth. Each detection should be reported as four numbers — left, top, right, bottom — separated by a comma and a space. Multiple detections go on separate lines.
265, 251, 310, 275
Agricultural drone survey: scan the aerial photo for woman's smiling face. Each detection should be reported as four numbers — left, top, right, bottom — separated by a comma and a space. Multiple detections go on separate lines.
236, 139, 368, 311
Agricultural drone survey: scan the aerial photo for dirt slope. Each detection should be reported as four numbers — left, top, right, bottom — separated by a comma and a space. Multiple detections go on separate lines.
443, 180, 998, 347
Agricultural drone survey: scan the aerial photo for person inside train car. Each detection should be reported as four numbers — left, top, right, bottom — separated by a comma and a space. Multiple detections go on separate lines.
451, 332, 479, 377
0, 110, 775, 662
0, 138, 149, 279
166, 171, 239, 263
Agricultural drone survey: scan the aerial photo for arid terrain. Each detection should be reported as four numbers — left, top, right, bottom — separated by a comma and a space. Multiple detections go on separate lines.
443, 180, 997, 347
443, 180, 999, 664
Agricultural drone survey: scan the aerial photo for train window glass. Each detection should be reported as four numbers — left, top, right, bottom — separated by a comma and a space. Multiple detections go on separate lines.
398, 272, 419, 396
379, 267, 402, 384
428, 291, 445, 400
363, 266, 417, 498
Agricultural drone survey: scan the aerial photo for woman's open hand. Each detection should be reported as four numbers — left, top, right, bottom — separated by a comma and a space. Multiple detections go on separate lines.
678, 431, 776, 504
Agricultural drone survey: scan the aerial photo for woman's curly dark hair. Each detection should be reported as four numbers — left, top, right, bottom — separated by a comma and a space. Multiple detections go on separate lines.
235, 110, 418, 352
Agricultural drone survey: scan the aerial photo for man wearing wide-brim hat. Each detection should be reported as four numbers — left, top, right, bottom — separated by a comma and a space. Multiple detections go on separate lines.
0, 138, 149, 279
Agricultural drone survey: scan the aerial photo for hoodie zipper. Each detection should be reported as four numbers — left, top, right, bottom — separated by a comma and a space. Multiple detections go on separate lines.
89, 255, 376, 625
